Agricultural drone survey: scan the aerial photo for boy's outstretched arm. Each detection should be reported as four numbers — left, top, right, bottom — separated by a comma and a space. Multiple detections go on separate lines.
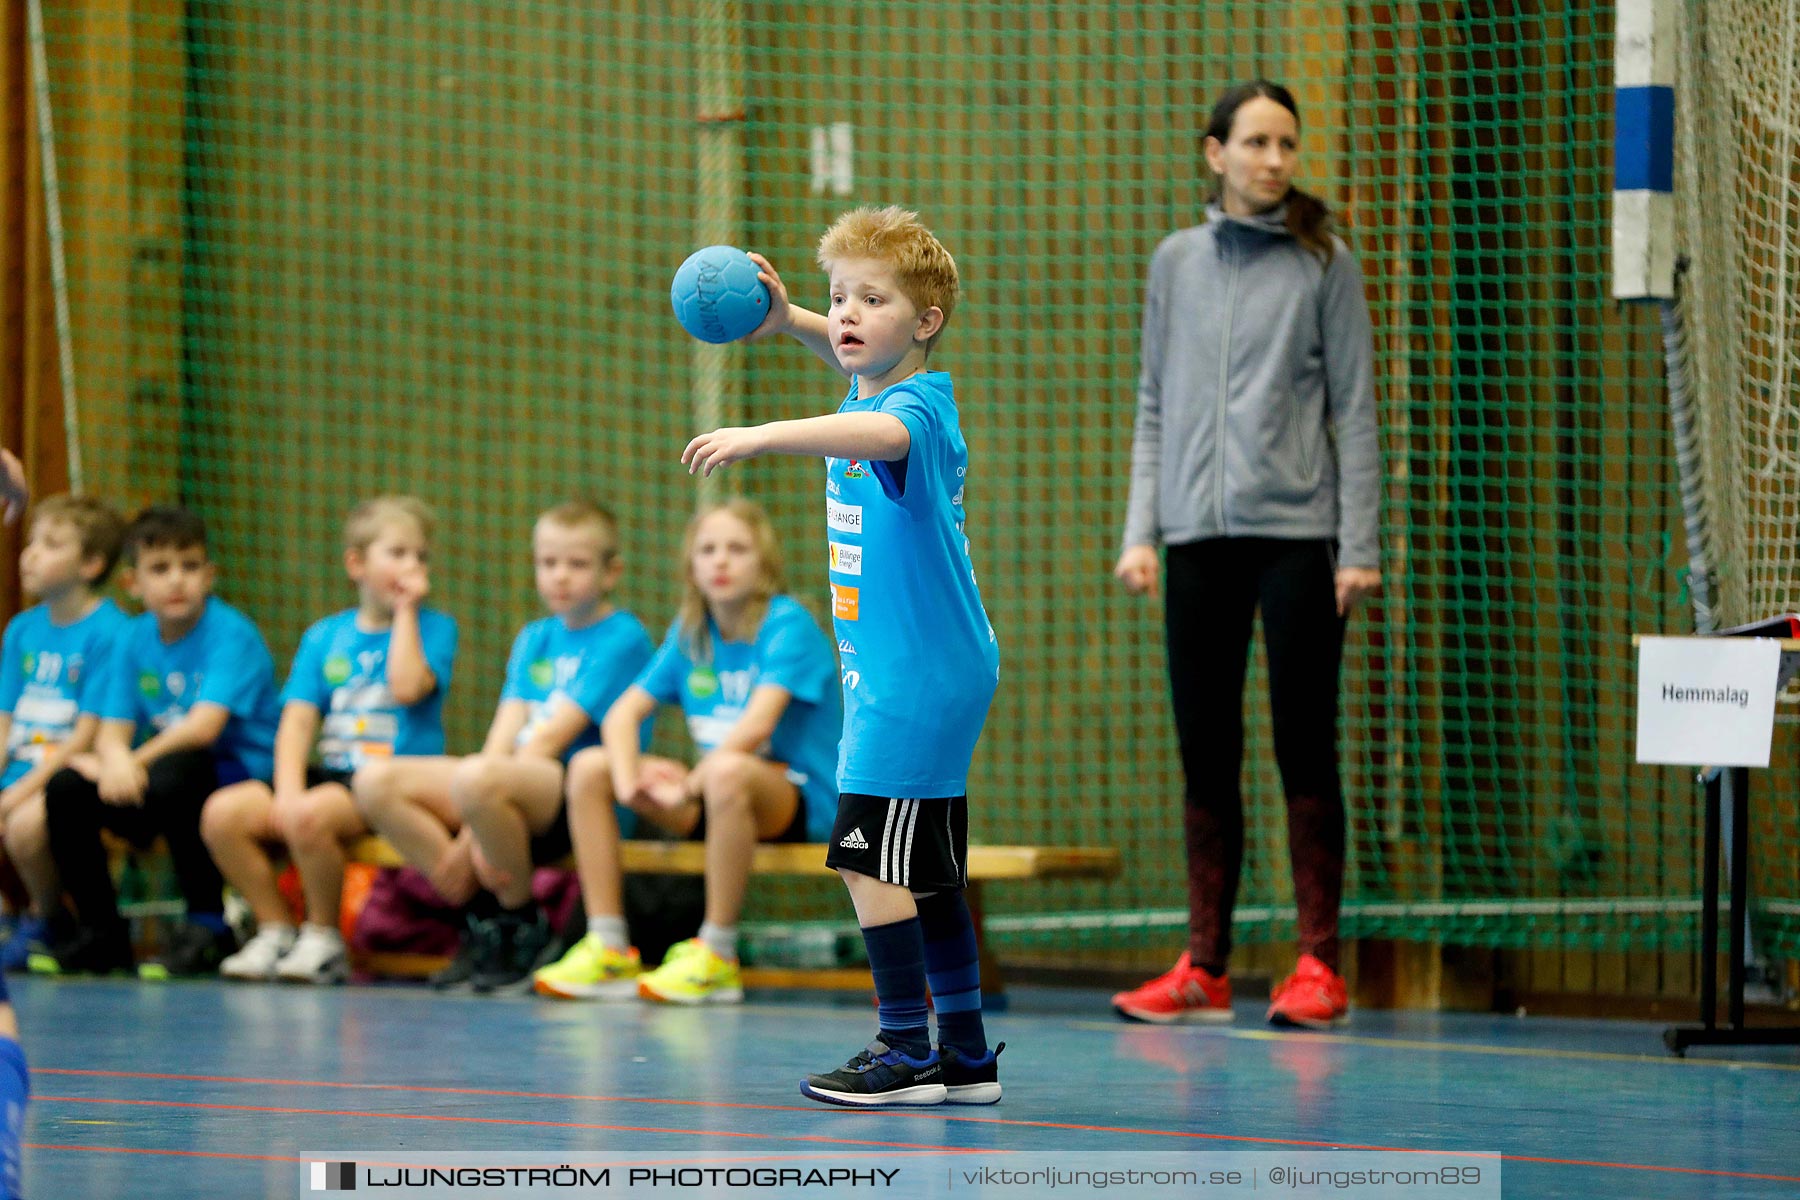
683, 412, 909, 477
746, 253, 849, 379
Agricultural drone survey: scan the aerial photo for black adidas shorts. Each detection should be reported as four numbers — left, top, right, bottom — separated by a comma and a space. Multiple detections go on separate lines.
824, 794, 968, 892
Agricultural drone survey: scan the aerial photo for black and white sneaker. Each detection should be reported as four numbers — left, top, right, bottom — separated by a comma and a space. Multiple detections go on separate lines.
800, 1039, 946, 1107
939, 1041, 1004, 1105
430, 916, 498, 991
469, 909, 554, 994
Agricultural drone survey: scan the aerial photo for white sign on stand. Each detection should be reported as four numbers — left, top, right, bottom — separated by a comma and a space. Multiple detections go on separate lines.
1636, 637, 1781, 766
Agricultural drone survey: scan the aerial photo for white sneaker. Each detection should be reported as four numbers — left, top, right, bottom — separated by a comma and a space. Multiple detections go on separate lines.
275, 925, 349, 985
219, 925, 296, 980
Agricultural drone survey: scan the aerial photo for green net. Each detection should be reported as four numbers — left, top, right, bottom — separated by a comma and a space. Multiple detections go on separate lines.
29, 0, 1798, 962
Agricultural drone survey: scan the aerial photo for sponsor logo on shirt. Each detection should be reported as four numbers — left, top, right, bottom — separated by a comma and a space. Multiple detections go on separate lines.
831, 583, 860, 621
687, 711, 741, 750
828, 541, 862, 576
717, 669, 754, 705
826, 499, 862, 534
324, 655, 353, 686
23, 651, 77, 685
687, 667, 719, 700
528, 659, 555, 690
842, 669, 861, 690
837, 637, 856, 656
843, 460, 868, 480
138, 671, 161, 699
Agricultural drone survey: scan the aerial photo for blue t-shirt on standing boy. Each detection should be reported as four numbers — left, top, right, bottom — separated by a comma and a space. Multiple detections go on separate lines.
826, 370, 999, 798
636, 595, 841, 841
0, 599, 130, 789
501, 611, 656, 760
281, 608, 460, 772
92, 597, 282, 784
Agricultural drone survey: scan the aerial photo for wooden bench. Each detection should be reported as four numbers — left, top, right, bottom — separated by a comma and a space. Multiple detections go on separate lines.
345, 837, 1121, 998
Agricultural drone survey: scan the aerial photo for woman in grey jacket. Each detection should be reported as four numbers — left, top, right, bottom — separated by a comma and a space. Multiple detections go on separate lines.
1112, 81, 1381, 1029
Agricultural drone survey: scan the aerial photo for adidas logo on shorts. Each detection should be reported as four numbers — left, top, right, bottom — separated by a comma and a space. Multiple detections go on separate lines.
838, 827, 869, 849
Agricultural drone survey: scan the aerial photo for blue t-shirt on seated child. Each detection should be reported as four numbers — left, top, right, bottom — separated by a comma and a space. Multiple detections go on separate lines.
281, 607, 460, 773
636, 595, 841, 841
90, 596, 281, 784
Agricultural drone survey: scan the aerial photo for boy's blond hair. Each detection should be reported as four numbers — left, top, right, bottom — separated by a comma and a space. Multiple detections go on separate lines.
31, 494, 127, 584
677, 499, 785, 664
536, 499, 620, 557
344, 495, 435, 554
817, 206, 959, 349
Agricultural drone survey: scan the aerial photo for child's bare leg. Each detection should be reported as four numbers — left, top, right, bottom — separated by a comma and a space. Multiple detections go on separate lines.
276, 782, 365, 928
0, 795, 58, 917
200, 780, 288, 927
453, 755, 564, 908
693, 751, 799, 929
841, 870, 920, 927
563, 748, 628, 919
352, 756, 467, 901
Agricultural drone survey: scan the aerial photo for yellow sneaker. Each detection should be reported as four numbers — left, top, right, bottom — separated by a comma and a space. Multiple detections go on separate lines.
532, 934, 642, 1000
636, 938, 743, 1005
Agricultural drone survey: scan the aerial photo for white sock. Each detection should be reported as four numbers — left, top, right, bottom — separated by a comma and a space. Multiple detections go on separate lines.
587, 915, 629, 951
300, 922, 343, 944
698, 921, 737, 962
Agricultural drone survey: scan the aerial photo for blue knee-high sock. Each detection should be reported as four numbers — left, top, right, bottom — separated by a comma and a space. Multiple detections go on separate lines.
0, 1033, 28, 1200
862, 917, 930, 1059
917, 891, 987, 1058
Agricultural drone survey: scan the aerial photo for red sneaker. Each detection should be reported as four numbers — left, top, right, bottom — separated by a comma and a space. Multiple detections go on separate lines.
1267, 954, 1349, 1028
1111, 952, 1234, 1024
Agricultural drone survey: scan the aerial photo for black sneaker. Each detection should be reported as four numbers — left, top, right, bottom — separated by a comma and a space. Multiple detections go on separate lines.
470, 909, 554, 994
142, 922, 238, 979
29, 919, 135, 976
430, 916, 497, 991
939, 1041, 1004, 1105
800, 1039, 946, 1107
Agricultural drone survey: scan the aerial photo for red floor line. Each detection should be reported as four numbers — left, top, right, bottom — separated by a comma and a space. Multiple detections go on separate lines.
36, 1072, 1800, 1185
36, 1066, 1329, 1139
36, 1067, 800, 1113
27, 1143, 310, 1164
32, 1095, 952, 1151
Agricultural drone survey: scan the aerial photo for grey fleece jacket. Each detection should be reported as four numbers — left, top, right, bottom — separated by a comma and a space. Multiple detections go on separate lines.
1122, 203, 1381, 569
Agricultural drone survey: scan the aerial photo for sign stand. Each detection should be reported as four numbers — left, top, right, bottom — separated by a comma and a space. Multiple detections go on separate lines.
1644, 633, 1800, 1054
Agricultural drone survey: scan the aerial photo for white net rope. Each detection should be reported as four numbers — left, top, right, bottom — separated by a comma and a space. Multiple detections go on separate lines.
1677, 0, 1800, 626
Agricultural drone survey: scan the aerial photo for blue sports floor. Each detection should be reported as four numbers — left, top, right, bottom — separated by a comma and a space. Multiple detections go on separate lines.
12, 977, 1799, 1199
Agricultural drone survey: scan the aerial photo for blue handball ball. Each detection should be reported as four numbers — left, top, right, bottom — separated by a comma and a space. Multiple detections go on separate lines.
670, 245, 771, 344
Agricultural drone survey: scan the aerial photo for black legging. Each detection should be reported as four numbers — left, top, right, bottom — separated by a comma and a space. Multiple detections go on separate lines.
1164, 537, 1347, 972
45, 749, 226, 927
